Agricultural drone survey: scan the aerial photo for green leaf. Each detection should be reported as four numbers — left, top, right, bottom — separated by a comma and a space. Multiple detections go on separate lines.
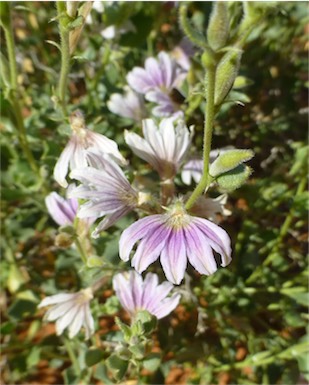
85, 349, 105, 367
209, 149, 254, 177
143, 353, 161, 372
217, 164, 252, 192
129, 343, 145, 360
106, 354, 128, 382
8, 299, 37, 320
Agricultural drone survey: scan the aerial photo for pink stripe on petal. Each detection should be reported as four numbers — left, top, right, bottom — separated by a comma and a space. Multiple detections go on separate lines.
92, 207, 130, 238
130, 271, 144, 309
113, 273, 135, 313
119, 215, 163, 262
145, 281, 174, 313
160, 229, 187, 285
131, 224, 170, 273
184, 225, 217, 275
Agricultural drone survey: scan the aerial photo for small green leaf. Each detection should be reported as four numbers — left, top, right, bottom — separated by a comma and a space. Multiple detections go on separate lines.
209, 149, 254, 177
8, 299, 37, 320
106, 354, 128, 382
129, 343, 145, 360
85, 349, 105, 367
143, 353, 161, 372
217, 164, 252, 192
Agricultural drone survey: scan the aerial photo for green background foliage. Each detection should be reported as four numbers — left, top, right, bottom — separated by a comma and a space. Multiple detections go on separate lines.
1, 2, 308, 384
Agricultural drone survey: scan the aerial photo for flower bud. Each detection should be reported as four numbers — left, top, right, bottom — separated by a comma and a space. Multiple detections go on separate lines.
66, 1, 79, 18
207, 2, 229, 51
210, 149, 254, 177
215, 48, 242, 106
217, 164, 252, 192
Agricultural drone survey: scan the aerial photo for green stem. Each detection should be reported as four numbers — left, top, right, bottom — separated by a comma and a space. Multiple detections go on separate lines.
1, 6, 43, 183
56, 2, 71, 117
185, 65, 216, 210
63, 338, 81, 375
74, 236, 88, 264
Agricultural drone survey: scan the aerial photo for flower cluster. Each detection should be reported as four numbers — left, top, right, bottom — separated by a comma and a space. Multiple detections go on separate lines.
40, 47, 239, 341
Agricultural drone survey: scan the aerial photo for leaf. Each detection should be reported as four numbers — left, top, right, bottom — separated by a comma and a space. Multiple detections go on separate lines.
85, 349, 105, 367
8, 299, 37, 320
143, 353, 161, 372
217, 164, 252, 192
45, 40, 61, 51
106, 354, 128, 382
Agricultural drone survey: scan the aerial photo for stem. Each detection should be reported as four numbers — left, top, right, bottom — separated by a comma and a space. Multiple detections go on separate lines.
63, 338, 81, 375
74, 236, 88, 264
185, 65, 216, 210
56, 2, 71, 117
1, 6, 43, 183
160, 179, 175, 206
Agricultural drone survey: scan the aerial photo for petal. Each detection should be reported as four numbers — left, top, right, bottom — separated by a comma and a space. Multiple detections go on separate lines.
113, 272, 136, 313
55, 305, 80, 336
127, 67, 154, 93
124, 130, 158, 169
158, 51, 174, 88
92, 207, 131, 238
143, 279, 174, 313
87, 131, 126, 165
68, 305, 85, 338
119, 215, 163, 262
130, 271, 144, 309
152, 293, 181, 319
145, 57, 163, 87
43, 301, 76, 322
184, 225, 218, 275
131, 224, 171, 273
142, 119, 165, 160
53, 139, 76, 188
45, 193, 76, 226
38, 293, 76, 308
160, 229, 187, 285
77, 199, 122, 218
83, 304, 95, 339
192, 217, 232, 265
159, 118, 176, 161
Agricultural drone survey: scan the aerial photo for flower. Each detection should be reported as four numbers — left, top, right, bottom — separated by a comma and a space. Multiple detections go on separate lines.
45, 190, 78, 227
119, 200, 232, 285
107, 87, 147, 121
127, 51, 186, 117
171, 38, 195, 71
125, 117, 192, 180
113, 271, 181, 319
38, 288, 94, 339
54, 110, 126, 188
69, 151, 139, 238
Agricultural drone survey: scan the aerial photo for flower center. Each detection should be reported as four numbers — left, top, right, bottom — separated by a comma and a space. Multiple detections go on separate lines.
77, 288, 93, 304
166, 201, 191, 229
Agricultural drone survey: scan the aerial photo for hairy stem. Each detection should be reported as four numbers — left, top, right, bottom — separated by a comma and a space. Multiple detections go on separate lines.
56, 2, 71, 117
185, 65, 216, 210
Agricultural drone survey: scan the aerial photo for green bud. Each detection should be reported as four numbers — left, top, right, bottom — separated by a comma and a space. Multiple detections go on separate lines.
207, 2, 229, 51
209, 149, 254, 177
59, 224, 75, 235
66, 1, 79, 18
217, 164, 252, 192
215, 48, 242, 106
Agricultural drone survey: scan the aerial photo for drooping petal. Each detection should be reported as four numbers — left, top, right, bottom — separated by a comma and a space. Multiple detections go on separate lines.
192, 217, 232, 264
124, 131, 158, 169
184, 224, 218, 275
45, 193, 76, 226
92, 206, 131, 238
55, 305, 80, 336
38, 293, 76, 308
119, 215, 163, 262
160, 229, 187, 285
54, 139, 76, 188
84, 304, 95, 339
151, 293, 181, 319
68, 305, 85, 338
44, 301, 76, 322
131, 224, 171, 273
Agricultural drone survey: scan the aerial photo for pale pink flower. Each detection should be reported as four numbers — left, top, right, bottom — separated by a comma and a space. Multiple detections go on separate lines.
107, 87, 147, 121
54, 111, 126, 188
119, 200, 232, 285
113, 271, 180, 319
38, 288, 94, 339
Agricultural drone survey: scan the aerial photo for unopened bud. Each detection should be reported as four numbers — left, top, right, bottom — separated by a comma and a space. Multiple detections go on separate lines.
66, 1, 79, 18
215, 48, 242, 105
207, 2, 229, 51
210, 149, 254, 177
217, 164, 252, 192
